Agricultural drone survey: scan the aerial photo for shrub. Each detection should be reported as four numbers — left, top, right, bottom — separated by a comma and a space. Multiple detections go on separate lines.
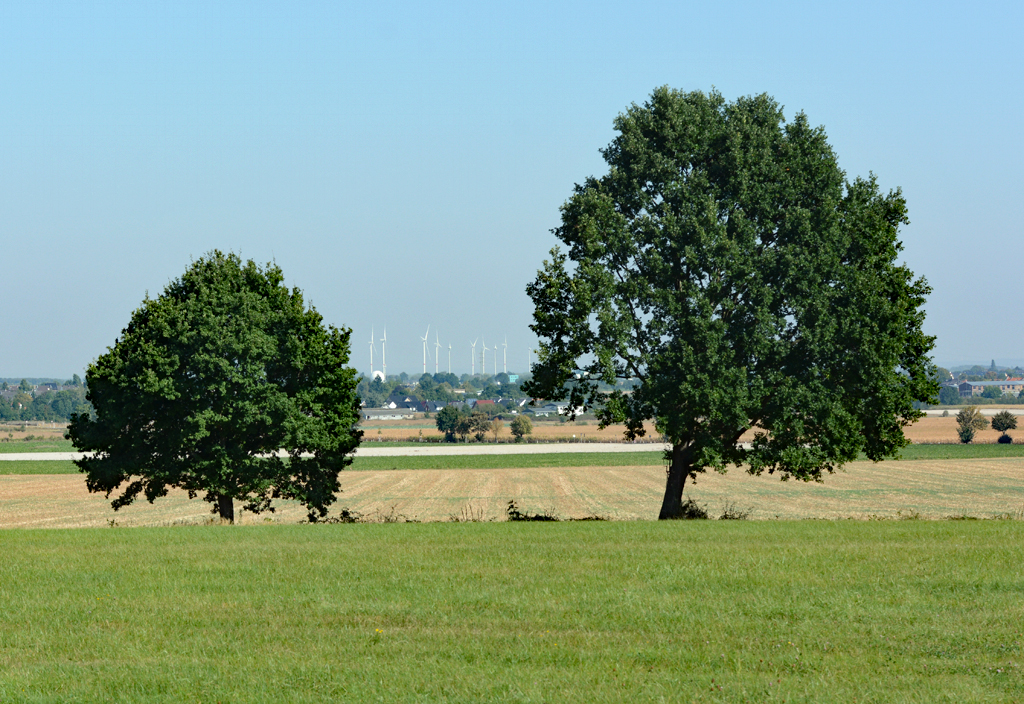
505, 500, 559, 522
666, 497, 708, 520
998, 434, 1013, 444
719, 502, 752, 520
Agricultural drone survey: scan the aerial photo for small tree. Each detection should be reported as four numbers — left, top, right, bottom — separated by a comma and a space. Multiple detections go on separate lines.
68, 251, 362, 523
510, 415, 533, 442
955, 406, 989, 444
490, 419, 504, 443
470, 408, 492, 442
991, 410, 1017, 443
435, 405, 461, 442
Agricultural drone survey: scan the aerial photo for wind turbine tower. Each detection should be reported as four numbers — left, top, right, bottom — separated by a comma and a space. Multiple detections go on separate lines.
470, 338, 478, 376
502, 336, 508, 374
448, 343, 452, 374
420, 325, 430, 375
380, 328, 387, 380
434, 332, 441, 375
481, 339, 487, 378
368, 326, 375, 378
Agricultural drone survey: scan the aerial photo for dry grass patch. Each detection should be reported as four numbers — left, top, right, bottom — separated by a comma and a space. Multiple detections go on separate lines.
4, 457, 1024, 528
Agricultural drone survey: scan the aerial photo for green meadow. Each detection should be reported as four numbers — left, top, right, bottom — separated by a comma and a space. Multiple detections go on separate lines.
4, 443, 1024, 476
1, 521, 1022, 702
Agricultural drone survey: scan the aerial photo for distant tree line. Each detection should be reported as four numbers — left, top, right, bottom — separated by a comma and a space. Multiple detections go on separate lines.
0, 375, 92, 422
356, 372, 527, 410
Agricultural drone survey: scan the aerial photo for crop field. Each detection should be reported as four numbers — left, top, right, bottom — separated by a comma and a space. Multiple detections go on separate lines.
360, 415, 1017, 445
1, 521, 1022, 702
2, 452, 1023, 528
0, 414, 1018, 453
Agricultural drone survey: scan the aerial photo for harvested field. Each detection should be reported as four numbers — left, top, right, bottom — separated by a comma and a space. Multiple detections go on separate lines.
361, 414, 1016, 445
3, 457, 1023, 528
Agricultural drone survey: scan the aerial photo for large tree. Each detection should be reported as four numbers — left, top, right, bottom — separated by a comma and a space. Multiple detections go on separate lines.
68, 251, 362, 522
525, 88, 937, 519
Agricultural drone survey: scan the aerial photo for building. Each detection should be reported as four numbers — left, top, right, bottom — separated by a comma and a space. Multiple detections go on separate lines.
957, 380, 1024, 397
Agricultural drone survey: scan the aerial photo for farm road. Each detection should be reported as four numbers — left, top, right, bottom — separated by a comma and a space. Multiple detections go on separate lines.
0, 442, 669, 462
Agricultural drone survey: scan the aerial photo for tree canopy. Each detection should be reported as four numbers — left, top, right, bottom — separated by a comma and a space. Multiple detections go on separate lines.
525, 87, 937, 519
68, 251, 362, 522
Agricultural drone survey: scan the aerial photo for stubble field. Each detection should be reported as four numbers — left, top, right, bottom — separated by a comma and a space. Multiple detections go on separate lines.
2, 455, 1023, 528
361, 415, 1013, 445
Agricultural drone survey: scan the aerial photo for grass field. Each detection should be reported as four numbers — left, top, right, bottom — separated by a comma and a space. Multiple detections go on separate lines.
1, 521, 1022, 702
0, 438, 75, 453
5, 443, 1024, 477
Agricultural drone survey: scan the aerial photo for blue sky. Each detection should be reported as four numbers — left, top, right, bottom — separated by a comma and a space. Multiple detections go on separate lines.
2, 0, 1021, 377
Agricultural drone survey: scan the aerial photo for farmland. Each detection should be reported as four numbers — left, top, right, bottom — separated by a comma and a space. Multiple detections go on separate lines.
2, 452, 1023, 528
358, 414, 1019, 445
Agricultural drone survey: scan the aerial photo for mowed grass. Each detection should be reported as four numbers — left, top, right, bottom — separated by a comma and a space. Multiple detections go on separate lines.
1, 521, 1022, 702
4, 443, 1024, 476
0, 438, 75, 453
0, 460, 81, 475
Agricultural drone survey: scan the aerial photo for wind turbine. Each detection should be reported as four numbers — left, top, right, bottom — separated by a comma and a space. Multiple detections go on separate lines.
420, 325, 430, 375
368, 326, 375, 378
502, 336, 508, 374
470, 338, 478, 376
434, 332, 441, 375
380, 327, 387, 380
528, 347, 534, 370
493, 342, 497, 377
481, 339, 488, 379
448, 343, 452, 374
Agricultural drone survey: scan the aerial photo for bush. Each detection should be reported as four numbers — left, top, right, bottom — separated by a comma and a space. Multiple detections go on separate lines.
505, 500, 559, 522
998, 434, 1013, 444
667, 497, 708, 520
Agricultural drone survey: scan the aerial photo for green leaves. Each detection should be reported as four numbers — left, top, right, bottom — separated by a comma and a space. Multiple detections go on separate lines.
525, 88, 938, 506
68, 251, 362, 522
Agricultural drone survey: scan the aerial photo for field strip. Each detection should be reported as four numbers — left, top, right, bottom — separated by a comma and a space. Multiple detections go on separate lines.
3, 458, 1024, 528
0, 442, 669, 462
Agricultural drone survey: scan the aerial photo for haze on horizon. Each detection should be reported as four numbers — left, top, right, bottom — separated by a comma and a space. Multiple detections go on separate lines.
3, 1, 1020, 378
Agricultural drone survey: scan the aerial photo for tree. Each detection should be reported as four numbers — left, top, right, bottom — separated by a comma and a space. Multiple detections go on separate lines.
67, 251, 362, 523
991, 410, 1017, 443
470, 408, 492, 442
418, 373, 437, 395
938, 386, 961, 406
955, 406, 988, 444
525, 88, 937, 519
981, 385, 1004, 400
18, 379, 31, 393
454, 414, 474, 443
490, 418, 504, 442
435, 405, 462, 442
510, 414, 533, 442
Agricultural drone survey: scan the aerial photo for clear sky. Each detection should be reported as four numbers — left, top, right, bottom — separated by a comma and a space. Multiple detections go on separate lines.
3, 0, 1021, 378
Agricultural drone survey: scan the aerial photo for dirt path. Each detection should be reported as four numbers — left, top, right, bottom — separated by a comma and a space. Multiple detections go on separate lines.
3, 458, 1022, 528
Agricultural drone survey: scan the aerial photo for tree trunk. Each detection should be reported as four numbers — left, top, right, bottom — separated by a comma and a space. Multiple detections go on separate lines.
217, 494, 234, 524
658, 443, 691, 520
